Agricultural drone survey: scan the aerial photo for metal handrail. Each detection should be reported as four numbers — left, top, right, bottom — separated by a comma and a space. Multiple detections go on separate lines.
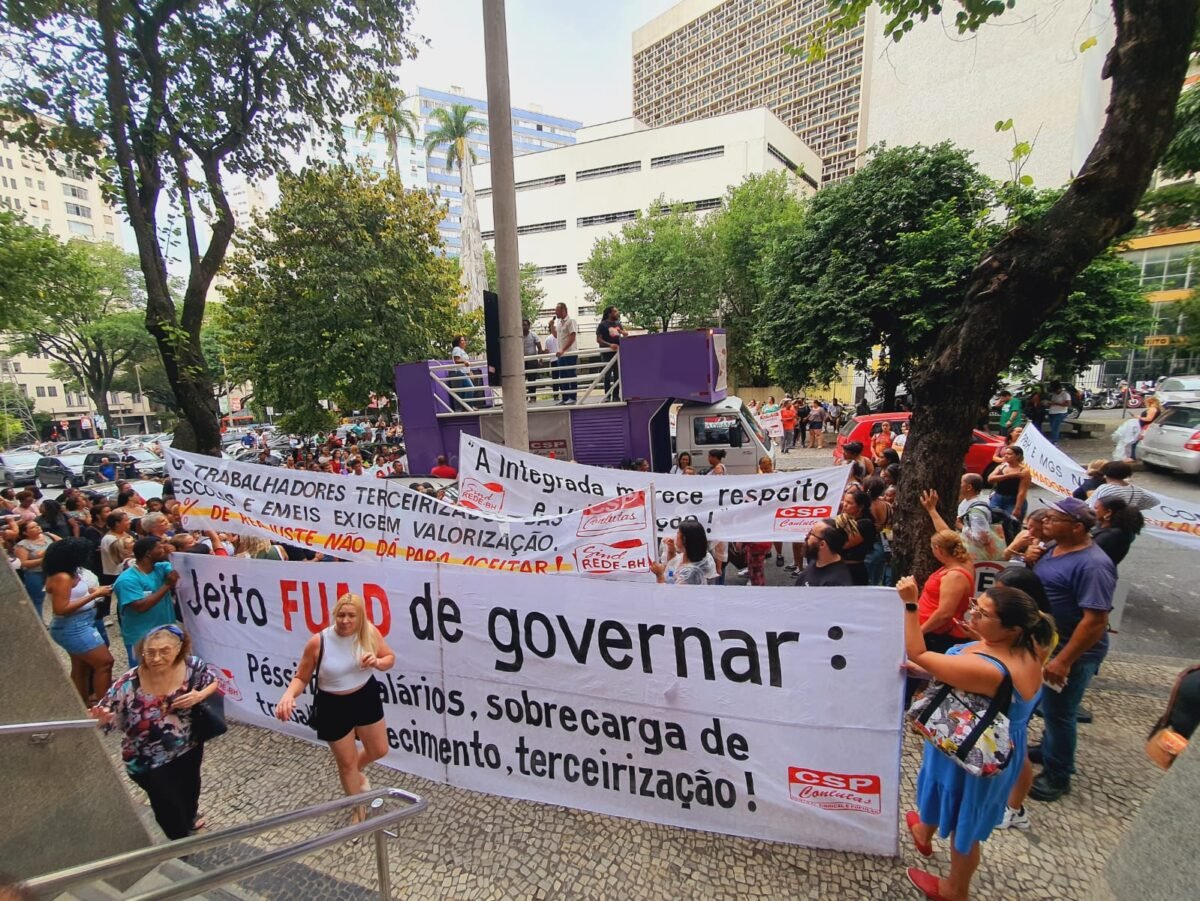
0, 718, 98, 737
23, 786, 426, 901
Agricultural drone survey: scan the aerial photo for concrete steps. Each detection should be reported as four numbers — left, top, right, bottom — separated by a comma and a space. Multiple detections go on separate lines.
54, 859, 263, 901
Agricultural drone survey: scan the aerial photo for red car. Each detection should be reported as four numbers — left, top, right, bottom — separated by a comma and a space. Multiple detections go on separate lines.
833, 413, 1005, 476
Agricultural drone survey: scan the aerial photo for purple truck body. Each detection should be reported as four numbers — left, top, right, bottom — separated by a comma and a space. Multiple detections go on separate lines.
396, 330, 729, 474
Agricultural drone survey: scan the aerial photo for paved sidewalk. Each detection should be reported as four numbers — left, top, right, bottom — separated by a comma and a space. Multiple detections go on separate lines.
84, 643, 1178, 900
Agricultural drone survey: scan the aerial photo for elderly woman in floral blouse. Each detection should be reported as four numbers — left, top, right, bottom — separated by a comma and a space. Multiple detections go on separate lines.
91, 625, 219, 839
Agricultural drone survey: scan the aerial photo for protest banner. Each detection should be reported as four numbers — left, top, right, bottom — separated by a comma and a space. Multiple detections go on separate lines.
457, 434, 850, 541
166, 448, 657, 575
1016, 425, 1200, 549
759, 408, 784, 440
174, 554, 904, 854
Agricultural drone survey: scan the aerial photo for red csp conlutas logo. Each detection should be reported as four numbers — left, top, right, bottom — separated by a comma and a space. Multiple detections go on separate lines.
577, 492, 648, 537
772, 505, 833, 534
574, 537, 652, 574
787, 767, 881, 815
457, 478, 505, 513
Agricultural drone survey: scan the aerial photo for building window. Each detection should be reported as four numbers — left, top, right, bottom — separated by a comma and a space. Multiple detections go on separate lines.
481, 229, 495, 240
103, 214, 113, 225
9, 361, 19, 373
577, 210, 638, 228
533, 264, 568, 276
24, 176, 32, 188
37, 180, 44, 191
47, 386, 57, 397
18, 384, 27, 396
657, 198, 723, 214
515, 220, 567, 236
575, 161, 642, 181
650, 146, 724, 168
36, 386, 46, 397
65, 202, 91, 218
68, 221, 94, 237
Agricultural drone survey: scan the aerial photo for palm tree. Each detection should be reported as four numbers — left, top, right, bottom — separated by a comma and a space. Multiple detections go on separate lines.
424, 103, 489, 310
356, 76, 419, 177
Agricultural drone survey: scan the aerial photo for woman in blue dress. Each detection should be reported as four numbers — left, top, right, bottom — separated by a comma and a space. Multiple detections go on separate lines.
896, 576, 1055, 900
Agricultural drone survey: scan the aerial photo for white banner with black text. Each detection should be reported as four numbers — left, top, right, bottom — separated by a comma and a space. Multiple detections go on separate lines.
457, 434, 850, 542
174, 554, 903, 854
166, 448, 657, 576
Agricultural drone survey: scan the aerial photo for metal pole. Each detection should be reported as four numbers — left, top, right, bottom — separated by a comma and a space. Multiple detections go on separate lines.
134, 364, 149, 433
482, 0, 529, 452
371, 799, 392, 900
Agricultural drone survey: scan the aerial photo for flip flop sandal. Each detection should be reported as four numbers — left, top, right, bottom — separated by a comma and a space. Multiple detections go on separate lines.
906, 811, 933, 858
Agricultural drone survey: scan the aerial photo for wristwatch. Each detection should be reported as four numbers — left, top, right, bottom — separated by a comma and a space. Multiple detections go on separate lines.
905, 603, 918, 613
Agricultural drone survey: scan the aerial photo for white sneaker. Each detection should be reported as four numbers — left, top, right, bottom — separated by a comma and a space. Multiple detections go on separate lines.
999, 806, 1030, 831
737, 568, 749, 579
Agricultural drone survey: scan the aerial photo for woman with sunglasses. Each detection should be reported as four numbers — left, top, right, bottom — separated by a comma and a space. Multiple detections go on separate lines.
897, 579, 1056, 901
90, 624, 219, 839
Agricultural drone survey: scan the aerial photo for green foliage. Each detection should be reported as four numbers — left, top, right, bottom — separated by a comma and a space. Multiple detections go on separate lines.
791, 0, 1014, 60
759, 143, 992, 402
483, 245, 547, 325
220, 163, 465, 433
0, 0, 421, 451
759, 144, 1156, 402
356, 75, 420, 176
1136, 181, 1200, 232
423, 104, 487, 172
708, 172, 806, 387
1160, 74, 1200, 180
0, 229, 156, 416
580, 199, 719, 333
0, 383, 31, 445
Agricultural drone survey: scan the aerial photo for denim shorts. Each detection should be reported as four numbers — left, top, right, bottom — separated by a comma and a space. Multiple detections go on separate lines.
50, 609, 106, 656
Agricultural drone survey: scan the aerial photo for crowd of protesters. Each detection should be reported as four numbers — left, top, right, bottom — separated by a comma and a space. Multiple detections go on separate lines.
4, 402, 1195, 901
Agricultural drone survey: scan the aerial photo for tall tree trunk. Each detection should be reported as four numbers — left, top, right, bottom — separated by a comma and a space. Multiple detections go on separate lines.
458, 155, 487, 311
878, 366, 903, 412
893, 0, 1198, 581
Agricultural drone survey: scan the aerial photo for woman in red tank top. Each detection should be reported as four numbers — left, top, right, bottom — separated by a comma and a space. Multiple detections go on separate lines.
916, 530, 975, 654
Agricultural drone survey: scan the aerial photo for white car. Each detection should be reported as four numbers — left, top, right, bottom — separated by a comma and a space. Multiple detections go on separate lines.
1154, 375, 1200, 406
1138, 404, 1200, 476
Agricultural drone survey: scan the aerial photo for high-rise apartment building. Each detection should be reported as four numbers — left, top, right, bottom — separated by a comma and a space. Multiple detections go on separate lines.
413, 86, 582, 254
0, 135, 161, 439
633, 0, 865, 183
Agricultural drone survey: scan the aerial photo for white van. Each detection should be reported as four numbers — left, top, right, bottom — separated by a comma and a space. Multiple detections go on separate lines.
671, 397, 774, 474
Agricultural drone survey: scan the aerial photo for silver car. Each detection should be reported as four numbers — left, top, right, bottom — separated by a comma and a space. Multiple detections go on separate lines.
0, 451, 43, 488
1138, 403, 1200, 476
1154, 376, 1200, 406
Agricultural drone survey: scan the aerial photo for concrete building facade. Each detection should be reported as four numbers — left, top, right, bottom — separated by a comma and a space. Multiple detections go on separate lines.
0, 138, 160, 440
475, 108, 820, 343
633, 0, 1115, 189
633, 0, 865, 184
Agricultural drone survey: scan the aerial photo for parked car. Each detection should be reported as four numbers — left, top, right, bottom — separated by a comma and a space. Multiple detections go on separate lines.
1137, 403, 1200, 477
33, 454, 89, 489
0, 451, 43, 488
834, 412, 1006, 476
1154, 376, 1200, 407
84, 478, 166, 502
81, 449, 167, 483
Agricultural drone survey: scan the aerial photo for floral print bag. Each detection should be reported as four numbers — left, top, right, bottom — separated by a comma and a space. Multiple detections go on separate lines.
907, 654, 1015, 778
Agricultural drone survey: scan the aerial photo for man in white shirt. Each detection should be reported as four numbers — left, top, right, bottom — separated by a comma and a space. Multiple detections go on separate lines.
1046, 381, 1073, 445
554, 303, 578, 404
543, 320, 559, 402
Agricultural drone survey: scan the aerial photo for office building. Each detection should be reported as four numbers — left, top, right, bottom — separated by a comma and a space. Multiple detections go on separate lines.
413, 86, 582, 254
633, 0, 1115, 188
475, 109, 820, 341
633, 0, 865, 183
0, 136, 159, 439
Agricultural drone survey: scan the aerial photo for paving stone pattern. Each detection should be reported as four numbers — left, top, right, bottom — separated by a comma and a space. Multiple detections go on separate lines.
74, 625, 1178, 899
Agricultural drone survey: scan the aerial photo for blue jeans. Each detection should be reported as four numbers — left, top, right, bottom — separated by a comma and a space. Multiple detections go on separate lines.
865, 538, 888, 586
1041, 656, 1102, 781
1048, 411, 1069, 444
556, 355, 577, 402
988, 493, 1026, 542
21, 570, 46, 621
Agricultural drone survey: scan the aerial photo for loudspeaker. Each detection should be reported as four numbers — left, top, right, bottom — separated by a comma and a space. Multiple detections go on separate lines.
483, 289, 502, 380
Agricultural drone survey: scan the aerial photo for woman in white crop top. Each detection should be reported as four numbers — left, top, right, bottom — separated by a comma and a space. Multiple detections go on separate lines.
275, 593, 395, 820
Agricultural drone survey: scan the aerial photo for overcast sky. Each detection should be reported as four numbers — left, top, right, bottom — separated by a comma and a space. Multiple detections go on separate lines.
402, 0, 679, 124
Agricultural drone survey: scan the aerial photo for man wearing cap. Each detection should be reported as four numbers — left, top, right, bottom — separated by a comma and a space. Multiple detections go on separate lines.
1027, 497, 1116, 801
112, 537, 179, 666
